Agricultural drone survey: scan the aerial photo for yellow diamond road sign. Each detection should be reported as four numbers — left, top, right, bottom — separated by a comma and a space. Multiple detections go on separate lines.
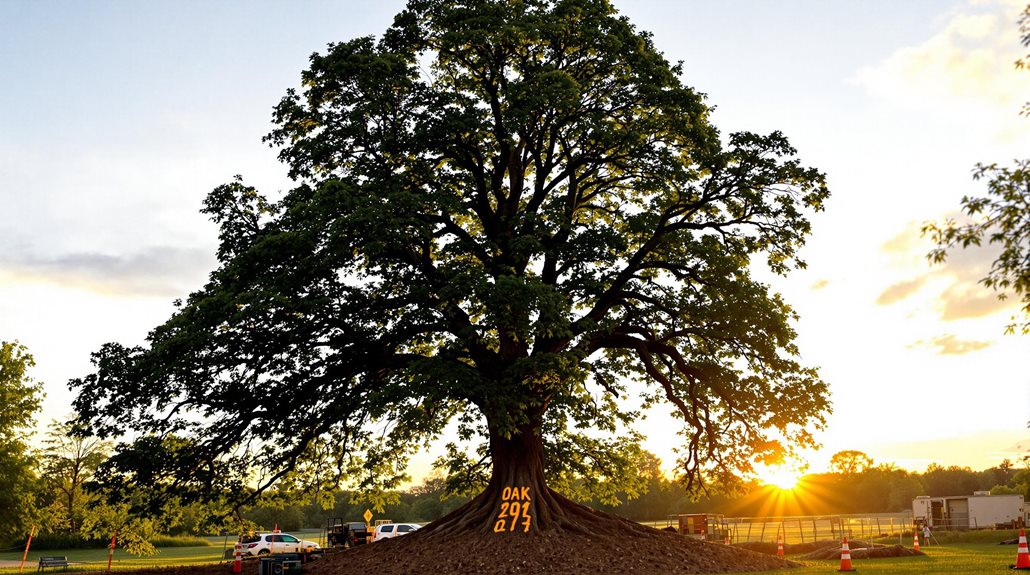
363, 509, 373, 524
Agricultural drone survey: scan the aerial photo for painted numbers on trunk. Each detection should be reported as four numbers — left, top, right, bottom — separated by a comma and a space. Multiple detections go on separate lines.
493, 486, 532, 533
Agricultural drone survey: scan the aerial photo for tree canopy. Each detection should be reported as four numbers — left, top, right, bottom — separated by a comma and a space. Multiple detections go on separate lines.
0, 341, 44, 541
828, 450, 874, 476
71, 0, 830, 533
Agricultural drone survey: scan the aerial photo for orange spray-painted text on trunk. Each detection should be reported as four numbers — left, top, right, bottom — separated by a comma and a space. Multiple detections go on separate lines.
493, 486, 532, 533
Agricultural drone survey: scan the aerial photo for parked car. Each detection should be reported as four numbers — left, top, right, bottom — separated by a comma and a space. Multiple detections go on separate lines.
372, 523, 421, 541
240, 533, 320, 556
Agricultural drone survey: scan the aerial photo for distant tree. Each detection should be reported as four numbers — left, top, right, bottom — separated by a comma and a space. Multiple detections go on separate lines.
925, 4, 1030, 334
596, 451, 685, 521
408, 474, 470, 522
70, 0, 830, 538
37, 419, 111, 534
885, 470, 925, 511
0, 341, 44, 543
829, 450, 874, 475
922, 464, 980, 497
978, 459, 1017, 490
1008, 468, 1030, 501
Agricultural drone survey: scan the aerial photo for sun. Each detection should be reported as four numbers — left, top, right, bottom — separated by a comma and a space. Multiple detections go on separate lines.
760, 466, 802, 490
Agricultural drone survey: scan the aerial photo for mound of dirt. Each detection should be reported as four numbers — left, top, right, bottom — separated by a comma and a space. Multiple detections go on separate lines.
306, 530, 797, 575
798, 544, 925, 560
113, 529, 799, 575
733, 539, 875, 556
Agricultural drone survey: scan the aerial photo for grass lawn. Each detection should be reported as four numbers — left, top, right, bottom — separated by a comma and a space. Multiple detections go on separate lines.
0, 545, 226, 573
0, 539, 1019, 573
749, 542, 1019, 574
0, 530, 326, 573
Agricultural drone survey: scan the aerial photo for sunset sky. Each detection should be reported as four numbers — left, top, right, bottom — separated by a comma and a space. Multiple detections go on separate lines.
1, 0, 1027, 481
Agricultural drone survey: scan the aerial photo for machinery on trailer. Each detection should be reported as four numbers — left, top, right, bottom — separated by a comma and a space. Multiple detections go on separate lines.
670, 513, 730, 542
325, 518, 372, 547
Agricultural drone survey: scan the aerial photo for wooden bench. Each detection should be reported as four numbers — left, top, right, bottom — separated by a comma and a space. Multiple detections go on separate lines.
37, 556, 69, 571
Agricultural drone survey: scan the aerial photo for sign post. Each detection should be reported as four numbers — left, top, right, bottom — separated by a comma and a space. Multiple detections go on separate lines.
105, 529, 117, 574
363, 509, 373, 543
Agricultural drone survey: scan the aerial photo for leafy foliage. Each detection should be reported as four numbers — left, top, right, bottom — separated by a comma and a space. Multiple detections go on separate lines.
925, 161, 1030, 334
1017, 4, 1029, 116
70, 0, 829, 512
0, 341, 44, 542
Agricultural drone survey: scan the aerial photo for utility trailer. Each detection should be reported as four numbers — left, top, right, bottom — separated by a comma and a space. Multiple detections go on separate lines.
913, 492, 1026, 530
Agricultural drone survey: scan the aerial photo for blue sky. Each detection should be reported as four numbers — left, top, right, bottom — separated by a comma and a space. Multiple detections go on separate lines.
1, 0, 1027, 479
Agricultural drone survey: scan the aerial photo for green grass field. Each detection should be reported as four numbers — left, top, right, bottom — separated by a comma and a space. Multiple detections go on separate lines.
786, 543, 1017, 574
0, 530, 325, 573
0, 537, 1020, 573
0, 545, 225, 573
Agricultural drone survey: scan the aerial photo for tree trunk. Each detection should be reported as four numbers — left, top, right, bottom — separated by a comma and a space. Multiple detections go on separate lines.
422, 422, 649, 538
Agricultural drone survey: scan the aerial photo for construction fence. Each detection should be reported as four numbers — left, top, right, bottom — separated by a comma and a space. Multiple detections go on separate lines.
648, 512, 916, 544
723, 513, 915, 544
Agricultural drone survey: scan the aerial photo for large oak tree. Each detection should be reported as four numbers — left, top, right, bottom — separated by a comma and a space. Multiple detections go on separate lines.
72, 0, 830, 536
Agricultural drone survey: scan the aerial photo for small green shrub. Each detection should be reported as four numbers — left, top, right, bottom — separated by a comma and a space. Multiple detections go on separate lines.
23, 533, 109, 550
148, 535, 211, 547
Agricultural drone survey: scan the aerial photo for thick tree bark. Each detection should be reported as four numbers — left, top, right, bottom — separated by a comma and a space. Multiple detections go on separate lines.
422, 422, 651, 538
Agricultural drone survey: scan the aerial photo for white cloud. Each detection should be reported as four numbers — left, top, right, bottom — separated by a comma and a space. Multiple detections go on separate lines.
908, 333, 993, 355
852, 0, 1029, 128
0, 247, 215, 298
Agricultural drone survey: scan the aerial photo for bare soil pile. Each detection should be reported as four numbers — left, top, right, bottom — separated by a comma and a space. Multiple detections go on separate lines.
797, 544, 924, 560
734, 539, 877, 555
116, 530, 798, 575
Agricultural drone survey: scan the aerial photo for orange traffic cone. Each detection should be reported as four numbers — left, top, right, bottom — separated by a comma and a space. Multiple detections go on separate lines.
839, 537, 855, 572
776, 531, 784, 558
232, 536, 242, 574
913, 530, 920, 551
1013, 529, 1030, 570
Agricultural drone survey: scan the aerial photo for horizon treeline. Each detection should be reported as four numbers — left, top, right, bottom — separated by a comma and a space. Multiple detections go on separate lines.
4, 418, 1027, 550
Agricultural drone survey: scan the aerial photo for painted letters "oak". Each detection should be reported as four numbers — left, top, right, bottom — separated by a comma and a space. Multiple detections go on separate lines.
493, 486, 532, 533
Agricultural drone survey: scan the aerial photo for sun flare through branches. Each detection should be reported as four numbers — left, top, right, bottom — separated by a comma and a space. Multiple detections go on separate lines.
758, 465, 803, 491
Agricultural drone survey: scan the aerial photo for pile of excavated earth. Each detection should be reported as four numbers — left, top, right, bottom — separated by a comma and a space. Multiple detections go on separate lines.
735, 539, 925, 560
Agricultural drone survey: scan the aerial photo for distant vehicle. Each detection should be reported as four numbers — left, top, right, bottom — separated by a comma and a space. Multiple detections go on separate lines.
326, 519, 372, 547
240, 533, 320, 556
372, 523, 421, 541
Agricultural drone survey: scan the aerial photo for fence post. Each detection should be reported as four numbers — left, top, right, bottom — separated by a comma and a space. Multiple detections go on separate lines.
759, 520, 766, 543
798, 519, 805, 543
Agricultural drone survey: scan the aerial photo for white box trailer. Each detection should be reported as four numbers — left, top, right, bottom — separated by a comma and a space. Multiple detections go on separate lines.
913, 492, 1026, 530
